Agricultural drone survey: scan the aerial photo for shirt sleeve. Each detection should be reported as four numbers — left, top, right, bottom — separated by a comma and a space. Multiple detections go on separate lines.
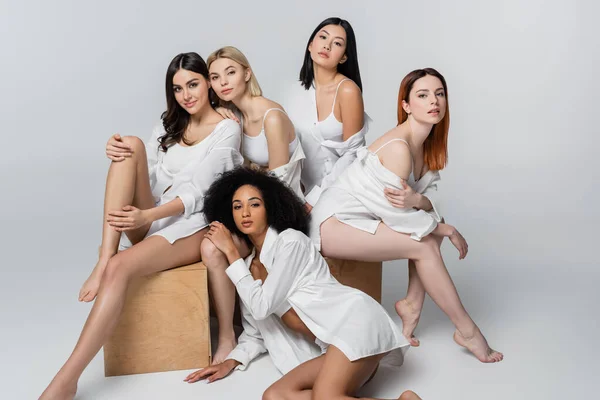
270, 145, 306, 202
168, 123, 243, 217
225, 302, 267, 371
226, 238, 307, 320
421, 171, 443, 222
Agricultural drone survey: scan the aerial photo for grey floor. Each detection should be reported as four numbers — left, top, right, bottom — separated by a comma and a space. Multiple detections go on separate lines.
1, 211, 597, 399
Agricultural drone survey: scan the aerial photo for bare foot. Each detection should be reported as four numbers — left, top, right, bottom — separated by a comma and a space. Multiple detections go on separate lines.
211, 337, 237, 365
78, 257, 109, 302
39, 376, 77, 400
395, 299, 421, 346
453, 328, 504, 363
399, 390, 422, 400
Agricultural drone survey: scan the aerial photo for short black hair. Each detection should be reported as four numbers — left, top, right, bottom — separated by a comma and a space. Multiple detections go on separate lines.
203, 167, 310, 238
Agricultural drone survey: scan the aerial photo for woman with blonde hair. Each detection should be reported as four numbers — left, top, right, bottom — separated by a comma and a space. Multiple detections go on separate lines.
205, 45, 307, 363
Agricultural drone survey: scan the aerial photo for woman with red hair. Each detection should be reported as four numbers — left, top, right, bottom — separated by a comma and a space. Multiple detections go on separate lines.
310, 68, 503, 363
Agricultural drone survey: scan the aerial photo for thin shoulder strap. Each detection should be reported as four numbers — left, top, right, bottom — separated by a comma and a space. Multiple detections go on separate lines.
261, 108, 287, 130
373, 138, 410, 154
331, 78, 352, 112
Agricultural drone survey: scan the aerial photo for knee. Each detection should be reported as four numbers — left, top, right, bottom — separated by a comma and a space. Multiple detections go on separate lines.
400, 390, 420, 400
120, 135, 144, 150
100, 255, 129, 288
262, 385, 289, 400
415, 235, 441, 259
200, 238, 226, 267
120, 136, 146, 157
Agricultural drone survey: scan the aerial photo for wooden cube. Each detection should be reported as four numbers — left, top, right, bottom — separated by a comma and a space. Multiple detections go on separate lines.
103, 262, 211, 376
326, 258, 382, 303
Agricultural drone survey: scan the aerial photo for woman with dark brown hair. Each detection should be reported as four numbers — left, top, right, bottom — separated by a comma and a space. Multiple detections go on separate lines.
310, 68, 503, 363
40, 52, 243, 400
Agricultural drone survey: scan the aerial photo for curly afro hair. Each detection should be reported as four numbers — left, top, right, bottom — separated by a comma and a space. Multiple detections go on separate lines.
203, 167, 310, 238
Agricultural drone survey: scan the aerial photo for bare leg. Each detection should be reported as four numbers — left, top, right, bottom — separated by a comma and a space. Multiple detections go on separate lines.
321, 218, 503, 363
263, 345, 407, 400
396, 232, 443, 346
79, 136, 154, 302
40, 230, 207, 400
201, 236, 250, 364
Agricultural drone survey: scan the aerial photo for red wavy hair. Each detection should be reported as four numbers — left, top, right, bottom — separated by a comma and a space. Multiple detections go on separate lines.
397, 68, 449, 171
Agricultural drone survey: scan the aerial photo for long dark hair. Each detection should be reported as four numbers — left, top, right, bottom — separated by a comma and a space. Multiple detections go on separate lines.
203, 167, 310, 239
398, 68, 449, 171
159, 52, 210, 151
299, 17, 362, 91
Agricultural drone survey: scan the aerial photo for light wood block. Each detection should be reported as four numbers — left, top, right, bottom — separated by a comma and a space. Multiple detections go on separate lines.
104, 262, 211, 376
326, 258, 382, 303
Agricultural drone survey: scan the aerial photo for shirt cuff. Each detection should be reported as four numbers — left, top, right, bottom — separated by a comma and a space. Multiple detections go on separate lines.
423, 194, 442, 222
177, 192, 196, 218
305, 185, 322, 206
226, 349, 250, 371
226, 258, 252, 286
274, 301, 292, 318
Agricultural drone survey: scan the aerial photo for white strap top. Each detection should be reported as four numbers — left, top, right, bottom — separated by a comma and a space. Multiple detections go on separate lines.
370, 138, 418, 183
315, 78, 351, 141
243, 108, 299, 167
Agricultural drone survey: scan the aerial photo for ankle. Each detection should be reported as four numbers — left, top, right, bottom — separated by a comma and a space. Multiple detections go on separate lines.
218, 332, 236, 344
400, 298, 421, 314
457, 324, 478, 340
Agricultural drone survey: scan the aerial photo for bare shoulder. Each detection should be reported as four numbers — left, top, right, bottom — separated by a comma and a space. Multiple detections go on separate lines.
263, 108, 293, 138
371, 129, 412, 179
337, 79, 362, 103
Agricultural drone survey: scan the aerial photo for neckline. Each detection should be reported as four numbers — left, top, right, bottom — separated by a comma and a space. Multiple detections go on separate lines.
176, 118, 227, 148
316, 111, 342, 125
314, 78, 350, 123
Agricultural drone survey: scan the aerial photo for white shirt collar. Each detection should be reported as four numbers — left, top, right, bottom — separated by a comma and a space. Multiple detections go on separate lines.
243, 226, 280, 268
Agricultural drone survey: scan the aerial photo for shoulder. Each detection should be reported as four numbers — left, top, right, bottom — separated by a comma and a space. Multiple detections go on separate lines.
378, 139, 412, 178
216, 118, 242, 135
277, 228, 311, 249
263, 109, 293, 137
152, 120, 166, 136
337, 78, 362, 101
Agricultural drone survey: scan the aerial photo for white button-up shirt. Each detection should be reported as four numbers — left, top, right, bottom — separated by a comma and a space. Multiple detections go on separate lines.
282, 81, 371, 206
225, 227, 409, 370
124, 119, 244, 246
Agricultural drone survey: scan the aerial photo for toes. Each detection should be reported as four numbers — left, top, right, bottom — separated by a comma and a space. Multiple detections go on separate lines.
83, 292, 95, 302
409, 336, 420, 347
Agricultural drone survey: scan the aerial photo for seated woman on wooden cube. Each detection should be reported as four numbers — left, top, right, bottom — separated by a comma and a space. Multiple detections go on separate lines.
310, 68, 503, 363
40, 52, 244, 400
184, 167, 419, 400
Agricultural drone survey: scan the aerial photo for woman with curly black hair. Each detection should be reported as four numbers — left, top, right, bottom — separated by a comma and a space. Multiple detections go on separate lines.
184, 167, 418, 400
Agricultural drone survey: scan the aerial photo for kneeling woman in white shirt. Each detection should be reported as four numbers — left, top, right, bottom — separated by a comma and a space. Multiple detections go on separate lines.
282, 17, 370, 210
184, 167, 417, 400
40, 52, 243, 400
204, 46, 307, 364
310, 68, 503, 363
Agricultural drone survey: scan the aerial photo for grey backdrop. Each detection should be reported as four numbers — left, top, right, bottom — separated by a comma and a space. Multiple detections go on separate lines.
1, 1, 598, 399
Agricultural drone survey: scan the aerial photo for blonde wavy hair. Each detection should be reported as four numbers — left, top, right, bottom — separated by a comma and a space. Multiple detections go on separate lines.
207, 46, 262, 97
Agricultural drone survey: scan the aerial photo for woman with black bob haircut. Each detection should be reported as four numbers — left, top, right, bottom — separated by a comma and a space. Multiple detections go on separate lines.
282, 17, 371, 211
185, 167, 419, 400
40, 52, 242, 400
